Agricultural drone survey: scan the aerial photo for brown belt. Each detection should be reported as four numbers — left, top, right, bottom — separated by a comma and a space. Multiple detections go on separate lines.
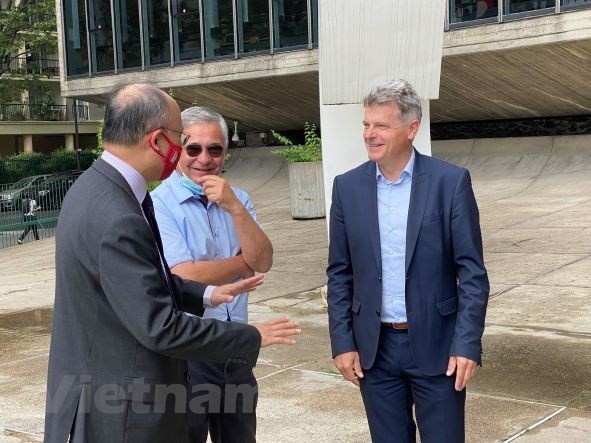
381, 322, 409, 330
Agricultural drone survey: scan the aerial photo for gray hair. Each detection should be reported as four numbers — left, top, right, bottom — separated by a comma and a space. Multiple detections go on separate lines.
363, 79, 422, 124
181, 106, 229, 148
102, 83, 169, 146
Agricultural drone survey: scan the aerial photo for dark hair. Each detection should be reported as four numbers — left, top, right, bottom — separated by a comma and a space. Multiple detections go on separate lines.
102, 83, 169, 146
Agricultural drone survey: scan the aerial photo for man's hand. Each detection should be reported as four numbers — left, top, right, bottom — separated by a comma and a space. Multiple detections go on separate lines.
197, 175, 241, 215
210, 274, 264, 307
253, 317, 300, 347
334, 351, 364, 387
446, 355, 478, 391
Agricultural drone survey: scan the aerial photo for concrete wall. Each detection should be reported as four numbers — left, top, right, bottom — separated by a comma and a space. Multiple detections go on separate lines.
319, 0, 446, 105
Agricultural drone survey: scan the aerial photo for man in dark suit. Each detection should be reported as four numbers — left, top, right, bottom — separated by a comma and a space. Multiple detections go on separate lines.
327, 79, 489, 442
44, 83, 299, 443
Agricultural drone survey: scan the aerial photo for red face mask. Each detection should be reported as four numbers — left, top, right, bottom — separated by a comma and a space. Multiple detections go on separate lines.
149, 131, 183, 180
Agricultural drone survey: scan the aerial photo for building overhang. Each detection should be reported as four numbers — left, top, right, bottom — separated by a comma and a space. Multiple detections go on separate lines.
58, 10, 591, 130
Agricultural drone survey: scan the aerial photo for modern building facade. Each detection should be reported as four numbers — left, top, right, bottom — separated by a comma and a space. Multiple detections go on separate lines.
0, 0, 101, 157
56, 1, 591, 135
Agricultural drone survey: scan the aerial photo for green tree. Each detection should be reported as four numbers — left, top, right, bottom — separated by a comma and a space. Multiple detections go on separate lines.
0, 0, 58, 103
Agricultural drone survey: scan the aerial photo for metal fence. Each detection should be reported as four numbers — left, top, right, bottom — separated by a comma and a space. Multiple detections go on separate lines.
0, 103, 88, 122
0, 171, 83, 248
1, 57, 60, 77
0, 214, 59, 248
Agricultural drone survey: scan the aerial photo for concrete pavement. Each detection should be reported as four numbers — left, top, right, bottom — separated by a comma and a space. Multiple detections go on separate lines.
0, 136, 590, 442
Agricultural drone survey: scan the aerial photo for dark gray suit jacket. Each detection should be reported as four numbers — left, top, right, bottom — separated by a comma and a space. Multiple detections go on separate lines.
45, 158, 261, 442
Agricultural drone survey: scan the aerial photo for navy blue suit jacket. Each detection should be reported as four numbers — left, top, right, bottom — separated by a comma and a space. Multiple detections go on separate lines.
327, 150, 489, 376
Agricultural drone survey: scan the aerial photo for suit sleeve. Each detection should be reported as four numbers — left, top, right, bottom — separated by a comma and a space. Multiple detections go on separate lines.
449, 169, 489, 363
98, 212, 261, 366
170, 274, 206, 317
326, 177, 357, 358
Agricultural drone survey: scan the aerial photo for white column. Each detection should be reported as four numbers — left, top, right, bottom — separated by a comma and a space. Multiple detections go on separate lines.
318, 0, 446, 219
23, 135, 34, 153
65, 134, 75, 151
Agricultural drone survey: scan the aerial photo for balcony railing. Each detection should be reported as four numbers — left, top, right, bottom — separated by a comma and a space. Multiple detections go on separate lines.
1, 57, 60, 77
0, 104, 88, 122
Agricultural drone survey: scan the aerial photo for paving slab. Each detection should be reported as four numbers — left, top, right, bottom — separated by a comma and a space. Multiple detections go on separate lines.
465, 394, 561, 443
486, 285, 591, 335
256, 369, 369, 443
534, 256, 591, 288
473, 326, 591, 407
509, 408, 591, 442
484, 227, 591, 254
485, 252, 585, 286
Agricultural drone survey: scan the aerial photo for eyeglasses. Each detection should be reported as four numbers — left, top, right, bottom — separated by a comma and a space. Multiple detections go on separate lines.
147, 127, 190, 146
184, 144, 225, 159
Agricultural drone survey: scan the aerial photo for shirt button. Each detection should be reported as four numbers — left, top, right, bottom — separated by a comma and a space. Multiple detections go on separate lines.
376, 310, 381, 316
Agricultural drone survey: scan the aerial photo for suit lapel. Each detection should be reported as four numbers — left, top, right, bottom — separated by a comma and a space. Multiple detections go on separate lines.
364, 162, 382, 274
406, 150, 430, 273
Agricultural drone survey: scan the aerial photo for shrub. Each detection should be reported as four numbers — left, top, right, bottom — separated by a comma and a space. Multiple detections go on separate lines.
272, 122, 321, 163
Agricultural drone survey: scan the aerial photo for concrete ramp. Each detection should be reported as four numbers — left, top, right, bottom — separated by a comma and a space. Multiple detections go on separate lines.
433, 135, 591, 202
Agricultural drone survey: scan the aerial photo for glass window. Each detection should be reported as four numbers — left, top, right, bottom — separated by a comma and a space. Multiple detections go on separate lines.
450, 1, 499, 24
203, 0, 235, 58
505, 0, 555, 14
114, 0, 142, 69
237, 0, 270, 53
172, 0, 202, 61
63, 0, 89, 76
142, 0, 171, 66
273, 0, 308, 49
89, 0, 115, 72
562, 0, 591, 6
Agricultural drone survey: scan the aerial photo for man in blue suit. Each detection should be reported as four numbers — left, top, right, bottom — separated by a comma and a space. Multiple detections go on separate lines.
327, 79, 489, 442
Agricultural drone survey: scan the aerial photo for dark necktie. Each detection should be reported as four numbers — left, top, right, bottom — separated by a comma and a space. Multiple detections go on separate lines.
141, 192, 179, 311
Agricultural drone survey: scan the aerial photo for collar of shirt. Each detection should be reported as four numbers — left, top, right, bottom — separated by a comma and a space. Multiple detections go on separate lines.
376, 148, 416, 185
101, 150, 147, 205
161, 171, 211, 206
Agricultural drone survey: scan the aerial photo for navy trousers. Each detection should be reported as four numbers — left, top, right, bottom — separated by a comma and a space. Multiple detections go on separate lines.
359, 328, 465, 443
187, 360, 257, 443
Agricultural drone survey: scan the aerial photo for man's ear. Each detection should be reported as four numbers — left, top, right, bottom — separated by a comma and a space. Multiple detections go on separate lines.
407, 119, 420, 141
147, 129, 161, 151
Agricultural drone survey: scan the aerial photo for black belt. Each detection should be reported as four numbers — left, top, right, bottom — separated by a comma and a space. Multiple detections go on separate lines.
381, 322, 409, 330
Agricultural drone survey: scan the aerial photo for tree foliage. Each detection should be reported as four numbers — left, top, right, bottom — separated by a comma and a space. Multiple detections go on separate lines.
0, 0, 57, 102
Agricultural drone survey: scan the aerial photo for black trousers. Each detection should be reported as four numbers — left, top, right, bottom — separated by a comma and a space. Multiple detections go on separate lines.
19, 214, 39, 241
187, 360, 258, 443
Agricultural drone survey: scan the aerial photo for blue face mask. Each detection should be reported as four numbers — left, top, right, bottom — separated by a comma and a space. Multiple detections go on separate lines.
180, 173, 204, 196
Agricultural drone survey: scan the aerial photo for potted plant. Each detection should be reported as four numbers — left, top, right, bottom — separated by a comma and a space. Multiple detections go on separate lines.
272, 122, 325, 219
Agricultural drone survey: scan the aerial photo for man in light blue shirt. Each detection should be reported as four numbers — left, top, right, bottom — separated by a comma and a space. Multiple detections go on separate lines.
152, 106, 273, 443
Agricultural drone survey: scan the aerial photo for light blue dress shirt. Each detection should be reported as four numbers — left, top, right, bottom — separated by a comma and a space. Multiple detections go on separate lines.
151, 172, 256, 323
376, 150, 415, 323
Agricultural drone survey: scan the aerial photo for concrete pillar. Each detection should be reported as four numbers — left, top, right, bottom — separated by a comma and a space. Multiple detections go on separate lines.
318, 0, 446, 218
23, 134, 34, 153
65, 134, 75, 151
